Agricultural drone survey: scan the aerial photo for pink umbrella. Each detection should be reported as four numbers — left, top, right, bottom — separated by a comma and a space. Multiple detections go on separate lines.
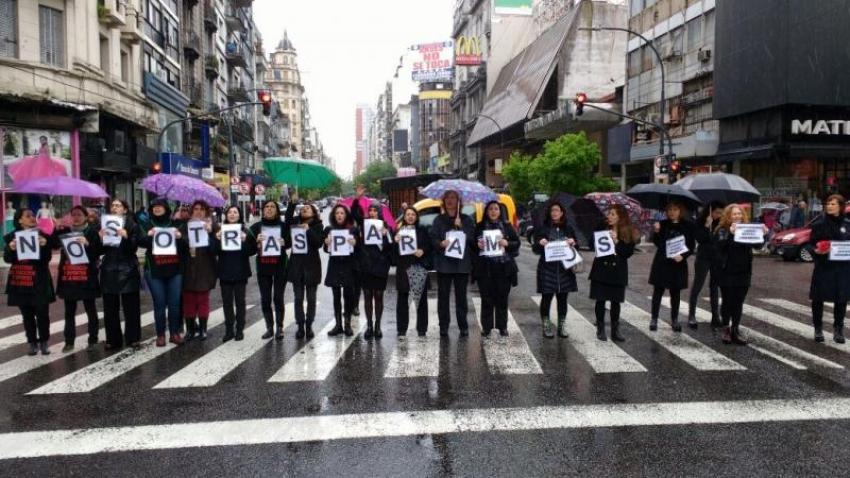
338, 196, 396, 232
7, 148, 69, 184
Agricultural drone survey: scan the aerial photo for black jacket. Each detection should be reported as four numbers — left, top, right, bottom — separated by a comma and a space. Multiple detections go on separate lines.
357, 224, 392, 279
589, 227, 636, 288
648, 219, 695, 290
809, 214, 850, 302
98, 216, 142, 295
429, 212, 476, 274
250, 218, 291, 277
393, 225, 432, 292
532, 222, 578, 294
53, 225, 102, 301
3, 229, 55, 307
323, 225, 360, 287
714, 226, 761, 288
285, 205, 324, 287
471, 220, 520, 286
694, 218, 720, 262
212, 225, 257, 283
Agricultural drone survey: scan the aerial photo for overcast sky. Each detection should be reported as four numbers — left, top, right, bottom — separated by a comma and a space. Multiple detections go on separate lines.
253, 0, 456, 179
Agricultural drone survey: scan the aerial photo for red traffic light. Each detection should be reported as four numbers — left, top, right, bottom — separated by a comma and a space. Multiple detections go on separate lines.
152, 161, 162, 174
258, 90, 272, 116
574, 92, 588, 116
670, 160, 680, 173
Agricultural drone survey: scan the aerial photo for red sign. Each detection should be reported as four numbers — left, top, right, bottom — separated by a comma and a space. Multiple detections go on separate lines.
239, 182, 250, 194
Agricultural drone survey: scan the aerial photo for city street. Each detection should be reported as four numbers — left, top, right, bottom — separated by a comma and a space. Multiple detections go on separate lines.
1, 223, 849, 477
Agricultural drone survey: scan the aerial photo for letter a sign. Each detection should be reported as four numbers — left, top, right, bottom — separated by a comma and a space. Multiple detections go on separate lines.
261, 226, 282, 257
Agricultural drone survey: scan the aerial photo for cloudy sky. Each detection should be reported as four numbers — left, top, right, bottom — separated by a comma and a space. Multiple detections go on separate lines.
253, 0, 456, 179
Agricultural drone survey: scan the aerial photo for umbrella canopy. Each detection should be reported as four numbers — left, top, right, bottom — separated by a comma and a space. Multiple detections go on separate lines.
626, 183, 703, 211
532, 192, 604, 248
759, 202, 789, 211
142, 174, 226, 207
264, 157, 337, 189
674, 172, 760, 204
338, 196, 396, 231
585, 192, 650, 235
12, 176, 108, 198
420, 179, 498, 204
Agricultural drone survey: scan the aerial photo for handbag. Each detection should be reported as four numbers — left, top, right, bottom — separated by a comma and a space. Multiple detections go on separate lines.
407, 263, 428, 302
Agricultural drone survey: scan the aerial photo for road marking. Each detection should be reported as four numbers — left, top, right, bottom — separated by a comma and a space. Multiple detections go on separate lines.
2, 397, 850, 459
471, 299, 543, 375
532, 297, 647, 374
757, 298, 833, 315
736, 302, 850, 354
0, 313, 105, 350
622, 302, 746, 371
0, 314, 23, 332
267, 313, 365, 382
26, 307, 253, 395
0, 311, 156, 384
154, 304, 296, 389
384, 299, 441, 378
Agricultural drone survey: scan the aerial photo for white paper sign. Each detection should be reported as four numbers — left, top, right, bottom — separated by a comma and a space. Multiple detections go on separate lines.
398, 227, 418, 256
560, 246, 583, 270
363, 219, 384, 246
665, 235, 689, 258
101, 215, 124, 247
220, 224, 242, 251
733, 223, 765, 244
14, 230, 40, 261
61, 233, 89, 265
830, 241, 850, 261
187, 220, 209, 248
444, 230, 466, 260
291, 227, 308, 255
481, 230, 504, 257
329, 229, 353, 256
594, 230, 616, 258
261, 226, 282, 257
152, 228, 177, 256
544, 240, 570, 262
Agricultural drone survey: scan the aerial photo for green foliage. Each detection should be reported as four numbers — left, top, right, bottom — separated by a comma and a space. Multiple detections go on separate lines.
354, 161, 397, 196
501, 151, 536, 204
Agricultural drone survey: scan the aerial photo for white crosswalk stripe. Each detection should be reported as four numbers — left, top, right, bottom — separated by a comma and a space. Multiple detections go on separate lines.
384, 299, 442, 378
737, 302, 850, 354
0, 313, 104, 350
759, 298, 836, 318
471, 299, 543, 375
0, 314, 23, 332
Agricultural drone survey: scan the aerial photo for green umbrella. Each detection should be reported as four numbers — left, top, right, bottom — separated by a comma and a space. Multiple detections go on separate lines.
263, 157, 337, 189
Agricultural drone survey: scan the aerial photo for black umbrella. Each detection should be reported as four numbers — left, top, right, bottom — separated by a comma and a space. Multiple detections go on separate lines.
533, 192, 605, 248
626, 183, 703, 211
674, 172, 761, 204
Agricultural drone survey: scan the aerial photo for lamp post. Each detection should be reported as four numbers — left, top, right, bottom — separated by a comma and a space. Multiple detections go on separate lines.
474, 113, 503, 185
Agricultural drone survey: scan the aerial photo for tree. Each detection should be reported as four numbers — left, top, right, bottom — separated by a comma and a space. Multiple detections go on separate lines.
354, 161, 397, 196
501, 151, 536, 204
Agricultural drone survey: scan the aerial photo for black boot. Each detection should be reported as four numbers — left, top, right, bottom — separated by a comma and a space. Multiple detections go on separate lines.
185, 318, 198, 341
39, 341, 50, 355
610, 317, 625, 342
328, 315, 344, 336
261, 316, 274, 339
27, 343, 38, 356
344, 315, 354, 337
710, 315, 722, 331
222, 326, 235, 343
731, 324, 748, 345
835, 316, 845, 344
198, 319, 208, 341
814, 316, 825, 342
374, 317, 383, 339
305, 321, 315, 339
364, 317, 374, 340
671, 315, 682, 332
649, 317, 658, 331
687, 314, 698, 330
295, 322, 306, 340
596, 319, 607, 341
275, 317, 284, 341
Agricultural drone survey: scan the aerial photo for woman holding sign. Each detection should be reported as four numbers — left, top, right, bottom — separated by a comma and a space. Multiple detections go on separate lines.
589, 205, 640, 342
213, 206, 257, 342
251, 200, 291, 341
285, 202, 323, 339
809, 194, 850, 344
532, 203, 578, 339
393, 207, 431, 337
323, 205, 360, 337
181, 201, 217, 341
352, 201, 392, 340
472, 201, 520, 336
648, 201, 695, 332
52, 205, 102, 351
3, 208, 55, 355
689, 203, 724, 329
98, 199, 142, 350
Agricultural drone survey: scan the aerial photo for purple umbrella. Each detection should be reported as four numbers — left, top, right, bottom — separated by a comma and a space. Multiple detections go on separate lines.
12, 176, 108, 198
421, 179, 498, 204
142, 174, 226, 207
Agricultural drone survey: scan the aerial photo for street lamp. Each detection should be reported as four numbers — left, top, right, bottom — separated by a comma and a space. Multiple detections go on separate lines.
473, 113, 503, 184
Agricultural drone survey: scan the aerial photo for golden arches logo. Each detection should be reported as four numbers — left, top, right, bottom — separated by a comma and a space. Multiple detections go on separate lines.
455, 36, 482, 65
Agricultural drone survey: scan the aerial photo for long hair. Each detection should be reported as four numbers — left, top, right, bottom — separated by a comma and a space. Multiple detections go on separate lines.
401, 207, 420, 227
330, 204, 352, 228
665, 200, 686, 221
261, 199, 280, 219
609, 204, 640, 244
697, 201, 725, 226
441, 190, 463, 216
12, 207, 34, 231
190, 200, 210, 218
222, 206, 244, 225
716, 204, 750, 233
478, 200, 503, 226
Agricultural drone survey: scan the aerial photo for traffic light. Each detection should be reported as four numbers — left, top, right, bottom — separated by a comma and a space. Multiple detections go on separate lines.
258, 90, 272, 116
670, 160, 681, 174
151, 161, 161, 174
574, 92, 588, 116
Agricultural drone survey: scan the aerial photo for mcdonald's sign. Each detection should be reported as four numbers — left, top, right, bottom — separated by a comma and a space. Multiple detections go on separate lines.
455, 35, 482, 66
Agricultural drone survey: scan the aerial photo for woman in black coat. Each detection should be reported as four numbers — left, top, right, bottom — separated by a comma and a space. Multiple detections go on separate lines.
323, 204, 360, 337
52, 205, 102, 351
98, 199, 142, 350
3, 208, 55, 355
688, 202, 724, 329
648, 201, 695, 332
589, 204, 639, 342
809, 194, 850, 344
713, 204, 769, 345
352, 200, 392, 340
472, 201, 520, 337
285, 202, 324, 339
393, 207, 431, 337
532, 202, 578, 339
213, 206, 257, 342
251, 200, 291, 341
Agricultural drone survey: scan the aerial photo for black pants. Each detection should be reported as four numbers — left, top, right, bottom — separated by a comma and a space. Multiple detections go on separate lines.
353, 283, 361, 311
437, 273, 469, 331
363, 289, 384, 323
258, 273, 285, 329
397, 290, 428, 334
221, 281, 247, 334
332, 286, 355, 320
651, 287, 681, 320
813, 300, 848, 330
720, 286, 749, 328
595, 300, 620, 324
64, 298, 99, 345
20, 304, 50, 344
292, 283, 318, 325
689, 258, 719, 321
103, 292, 141, 347
478, 275, 511, 332
539, 292, 568, 319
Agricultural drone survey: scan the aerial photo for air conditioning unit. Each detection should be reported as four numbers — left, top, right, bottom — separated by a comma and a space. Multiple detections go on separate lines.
698, 49, 712, 63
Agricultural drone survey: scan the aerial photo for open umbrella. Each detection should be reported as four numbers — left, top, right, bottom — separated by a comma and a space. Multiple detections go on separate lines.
532, 192, 603, 248
142, 173, 226, 207
420, 179, 498, 204
760, 202, 789, 211
264, 157, 337, 189
338, 196, 396, 232
674, 172, 760, 204
626, 183, 702, 211
12, 176, 108, 198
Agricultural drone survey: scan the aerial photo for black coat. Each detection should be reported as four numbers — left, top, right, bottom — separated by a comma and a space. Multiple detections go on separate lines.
323, 225, 360, 287
250, 219, 290, 277
53, 225, 102, 301
648, 219, 695, 290
809, 214, 850, 302
694, 218, 720, 262
471, 220, 520, 286
429, 212, 476, 274
3, 229, 55, 307
589, 228, 636, 288
393, 225, 432, 293
714, 226, 761, 288
212, 225, 257, 283
98, 217, 142, 295
284, 204, 323, 287
357, 224, 392, 279
532, 223, 578, 294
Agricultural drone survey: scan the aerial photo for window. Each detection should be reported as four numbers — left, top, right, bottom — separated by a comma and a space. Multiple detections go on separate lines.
629, 0, 642, 17
628, 50, 641, 77
273, 70, 281, 80
686, 18, 702, 51
39, 6, 64, 67
120, 49, 130, 82
0, 0, 17, 58
704, 11, 715, 41
100, 35, 109, 74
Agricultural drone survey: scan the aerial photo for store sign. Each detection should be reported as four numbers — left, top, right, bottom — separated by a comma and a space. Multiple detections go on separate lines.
791, 119, 850, 136
455, 36, 482, 66
160, 153, 204, 179
411, 41, 454, 83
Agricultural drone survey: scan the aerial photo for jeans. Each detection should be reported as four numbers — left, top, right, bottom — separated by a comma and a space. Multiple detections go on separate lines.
689, 257, 719, 321
293, 283, 318, 325
397, 290, 428, 335
103, 292, 141, 346
145, 271, 183, 336
64, 298, 99, 345
20, 304, 50, 344
437, 273, 469, 331
258, 273, 285, 329
221, 281, 247, 334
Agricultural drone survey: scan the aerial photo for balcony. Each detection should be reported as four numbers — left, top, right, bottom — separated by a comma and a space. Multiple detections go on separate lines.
98, 0, 126, 27
120, 6, 143, 44
227, 86, 251, 103
224, 42, 248, 68
225, 12, 246, 33
187, 82, 204, 109
204, 55, 220, 79
183, 32, 201, 60
203, 1, 218, 33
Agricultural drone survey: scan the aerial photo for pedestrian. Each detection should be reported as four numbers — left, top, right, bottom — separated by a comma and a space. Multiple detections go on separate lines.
648, 201, 695, 332
689, 202, 724, 329
589, 204, 640, 342
353, 200, 393, 339
323, 205, 360, 337
251, 200, 290, 340
285, 201, 323, 339
429, 190, 476, 337
472, 200, 520, 337
532, 202, 578, 338
809, 194, 850, 344
182, 201, 217, 341
398, 201, 409, 218
393, 207, 431, 337
213, 206, 257, 342
789, 200, 807, 229
52, 205, 101, 351
98, 199, 142, 350
349, 184, 370, 318
713, 204, 768, 345
3, 208, 55, 355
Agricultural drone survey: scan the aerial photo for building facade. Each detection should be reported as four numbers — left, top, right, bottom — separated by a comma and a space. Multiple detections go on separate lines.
354, 103, 373, 176
266, 31, 304, 157
419, 82, 452, 173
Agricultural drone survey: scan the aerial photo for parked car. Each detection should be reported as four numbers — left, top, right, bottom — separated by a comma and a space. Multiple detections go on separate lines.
402, 194, 518, 230
771, 205, 850, 262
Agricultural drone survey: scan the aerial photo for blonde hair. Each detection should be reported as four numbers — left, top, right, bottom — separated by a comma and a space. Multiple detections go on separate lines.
716, 204, 749, 233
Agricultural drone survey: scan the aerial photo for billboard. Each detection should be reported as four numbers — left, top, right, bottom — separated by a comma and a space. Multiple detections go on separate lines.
1, 126, 72, 189
411, 41, 454, 83
455, 35, 482, 66
494, 0, 533, 16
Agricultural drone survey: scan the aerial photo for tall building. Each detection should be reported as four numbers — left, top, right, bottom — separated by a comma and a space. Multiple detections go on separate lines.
266, 31, 304, 157
354, 104, 374, 176
419, 82, 452, 173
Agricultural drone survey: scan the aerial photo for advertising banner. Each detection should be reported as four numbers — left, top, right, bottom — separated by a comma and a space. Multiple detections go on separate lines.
493, 0, 533, 16
455, 35, 482, 66
1, 126, 72, 189
410, 41, 454, 83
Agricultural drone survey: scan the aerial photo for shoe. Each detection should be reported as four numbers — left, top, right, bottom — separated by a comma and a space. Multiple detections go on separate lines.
234, 332, 244, 341
398, 331, 407, 337
262, 328, 273, 340
88, 337, 98, 346
482, 329, 491, 337
343, 315, 354, 337
814, 327, 825, 343
460, 328, 469, 338
419, 331, 427, 337
62, 343, 74, 353
156, 335, 167, 347
374, 319, 383, 339
295, 324, 306, 340
353, 307, 360, 317
541, 317, 555, 339
87, 342, 98, 350
710, 317, 722, 331
557, 316, 569, 338
364, 319, 374, 340
721, 327, 732, 344
104, 342, 118, 350
129, 342, 141, 349
275, 323, 284, 341
198, 321, 208, 341
305, 324, 315, 340
688, 316, 698, 330
499, 329, 509, 337
731, 327, 748, 345
649, 317, 658, 331
439, 329, 448, 337
39, 341, 50, 355
27, 343, 38, 356
610, 319, 625, 342
169, 334, 184, 345
328, 317, 344, 337
185, 318, 197, 341
671, 317, 682, 332
596, 321, 607, 341
835, 332, 846, 344
222, 331, 235, 343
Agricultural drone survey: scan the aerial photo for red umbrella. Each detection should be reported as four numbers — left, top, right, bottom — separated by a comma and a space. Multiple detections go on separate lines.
338, 196, 396, 231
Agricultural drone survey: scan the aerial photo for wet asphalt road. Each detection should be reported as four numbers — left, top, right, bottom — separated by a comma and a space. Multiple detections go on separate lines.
1, 221, 849, 477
